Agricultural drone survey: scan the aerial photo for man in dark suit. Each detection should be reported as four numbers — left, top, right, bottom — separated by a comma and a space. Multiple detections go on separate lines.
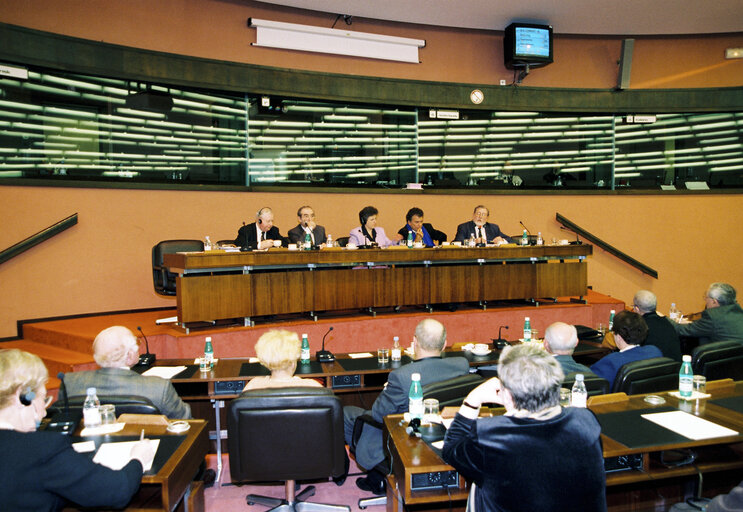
673, 282, 743, 345
234, 206, 286, 250
454, 205, 513, 244
344, 319, 469, 495
287, 205, 326, 247
396, 207, 447, 247
543, 322, 595, 375
632, 290, 682, 361
64, 326, 192, 419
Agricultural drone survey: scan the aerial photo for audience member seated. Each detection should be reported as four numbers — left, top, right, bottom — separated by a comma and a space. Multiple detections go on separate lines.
65, 326, 192, 419
344, 319, 469, 495
287, 205, 326, 247
234, 206, 286, 250
453, 205, 513, 245
442, 343, 606, 512
632, 290, 682, 361
590, 311, 662, 388
706, 478, 743, 512
349, 205, 397, 247
543, 322, 594, 375
243, 330, 323, 390
673, 282, 743, 345
0, 349, 154, 511
396, 207, 447, 247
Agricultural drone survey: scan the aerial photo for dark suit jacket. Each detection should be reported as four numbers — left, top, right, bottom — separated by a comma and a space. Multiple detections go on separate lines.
643, 311, 682, 361
590, 345, 663, 388
352, 356, 469, 469
397, 223, 447, 246
454, 221, 513, 243
234, 222, 285, 249
287, 223, 326, 246
674, 303, 743, 345
65, 367, 192, 419
0, 429, 142, 511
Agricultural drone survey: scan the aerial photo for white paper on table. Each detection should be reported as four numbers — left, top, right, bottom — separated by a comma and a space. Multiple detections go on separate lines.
93, 439, 160, 471
641, 411, 738, 440
248, 357, 259, 363
349, 352, 374, 359
142, 366, 187, 379
431, 440, 445, 449
72, 440, 96, 453
80, 422, 126, 436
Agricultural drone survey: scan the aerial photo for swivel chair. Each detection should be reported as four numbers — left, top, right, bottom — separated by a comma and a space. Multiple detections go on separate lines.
611, 357, 681, 395
562, 372, 610, 397
152, 239, 204, 296
692, 341, 743, 381
51, 394, 161, 416
227, 387, 349, 512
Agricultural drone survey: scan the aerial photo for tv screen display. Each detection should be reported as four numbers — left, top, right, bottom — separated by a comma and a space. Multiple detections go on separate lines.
504, 23, 553, 69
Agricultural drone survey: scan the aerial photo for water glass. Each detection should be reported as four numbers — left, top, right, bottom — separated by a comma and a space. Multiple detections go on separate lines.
559, 388, 571, 407
100, 404, 116, 425
377, 348, 390, 364
422, 398, 440, 425
693, 375, 706, 393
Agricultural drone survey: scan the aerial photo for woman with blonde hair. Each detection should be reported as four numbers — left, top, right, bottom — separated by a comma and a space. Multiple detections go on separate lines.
244, 330, 324, 390
0, 348, 154, 511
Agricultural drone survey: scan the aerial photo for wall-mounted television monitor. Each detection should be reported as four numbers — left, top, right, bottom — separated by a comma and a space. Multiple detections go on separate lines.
504, 22, 553, 69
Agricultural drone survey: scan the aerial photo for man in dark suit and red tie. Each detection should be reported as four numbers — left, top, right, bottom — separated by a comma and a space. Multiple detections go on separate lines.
454, 205, 513, 245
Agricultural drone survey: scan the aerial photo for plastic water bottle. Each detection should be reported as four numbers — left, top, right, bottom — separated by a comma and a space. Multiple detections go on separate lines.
83, 387, 101, 428
669, 303, 681, 322
201, 336, 214, 371
407, 230, 414, 248
468, 233, 476, 247
608, 310, 616, 330
391, 336, 402, 361
536, 232, 544, 245
571, 374, 587, 408
204, 235, 213, 251
326, 233, 333, 247
304, 232, 312, 250
523, 317, 532, 341
679, 355, 693, 398
409, 373, 423, 421
300, 333, 310, 364
521, 229, 529, 246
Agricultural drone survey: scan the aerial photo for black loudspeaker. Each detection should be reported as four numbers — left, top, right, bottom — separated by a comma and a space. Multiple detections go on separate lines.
617, 39, 635, 90
20, 386, 35, 406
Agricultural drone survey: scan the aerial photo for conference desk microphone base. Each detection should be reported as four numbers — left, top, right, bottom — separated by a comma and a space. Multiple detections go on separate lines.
316, 350, 335, 363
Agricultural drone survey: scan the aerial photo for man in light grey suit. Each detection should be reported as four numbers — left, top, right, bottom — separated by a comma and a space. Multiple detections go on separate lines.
344, 318, 469, 495
64, 326, 191, 419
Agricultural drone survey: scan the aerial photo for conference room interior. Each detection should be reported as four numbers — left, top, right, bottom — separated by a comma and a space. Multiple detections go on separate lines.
1, 1, 743, 511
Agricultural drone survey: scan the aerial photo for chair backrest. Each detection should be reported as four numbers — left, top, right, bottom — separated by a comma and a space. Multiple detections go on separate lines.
562, 372, 610, 397
53, 395, 161, 416
611, 357, 681, 394
227, 387, 346, 483
152, 239, 204, 295
692, 341, 743, 381
335, 236, 350, 248
422, 373, 484, 407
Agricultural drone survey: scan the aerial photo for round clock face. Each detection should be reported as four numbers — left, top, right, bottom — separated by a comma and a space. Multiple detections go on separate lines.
470, 89, 484, 104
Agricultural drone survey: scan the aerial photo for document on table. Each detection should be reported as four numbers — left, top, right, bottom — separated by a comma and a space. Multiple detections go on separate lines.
349, 352, 374, 359
93, 439, 160, 471
142, 366, 187, 379
641, 411, 738, 440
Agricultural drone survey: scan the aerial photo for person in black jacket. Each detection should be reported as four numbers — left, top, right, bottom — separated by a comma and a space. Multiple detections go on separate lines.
453, 205, 513, 244
632, 290, 682, 361
0, 348, 154, 512
234, 206, 286, 250
396, 207, 447, 247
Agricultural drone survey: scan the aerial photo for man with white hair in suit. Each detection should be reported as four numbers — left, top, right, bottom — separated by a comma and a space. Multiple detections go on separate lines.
543, 322, 594, 376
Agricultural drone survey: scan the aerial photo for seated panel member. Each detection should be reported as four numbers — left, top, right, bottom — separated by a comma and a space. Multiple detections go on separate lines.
243, 330, 323, 390
672, 282, 743, 345
632, 290, 682, 361
590, 311, 662, 388
543, 322, 595, 375
396, 207, 447, 247
65, 326, 192, 419
0, 349, 154, 512
349, 206, 397, 248
344, 319, 469, 495
454, 205, 513, 244
234, 207, 286, 250
442, 343, 607, 512
287, 205, 326, 247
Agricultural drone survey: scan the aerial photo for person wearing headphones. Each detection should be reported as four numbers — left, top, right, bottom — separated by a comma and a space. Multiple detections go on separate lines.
0, 348, 155, 511
234, 206, 286, 250
349, 205, 397, 248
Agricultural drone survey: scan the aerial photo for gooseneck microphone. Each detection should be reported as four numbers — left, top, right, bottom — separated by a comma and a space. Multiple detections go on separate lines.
135, 326, 156, 370
492, 325, 510, 350
316, 326, 335, 362
45, 372, 79, 435
519, 221, 531, 235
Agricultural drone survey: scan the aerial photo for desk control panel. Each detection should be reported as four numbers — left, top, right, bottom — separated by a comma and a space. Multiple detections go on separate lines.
410, 470, 459, 491
332, 374, 361, 389
214, 380, 246, 395
604, 453, 645, 473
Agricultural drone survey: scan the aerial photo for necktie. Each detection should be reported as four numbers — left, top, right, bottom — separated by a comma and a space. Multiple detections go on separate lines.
261, 232, 266, 241
477, 227, 482, 240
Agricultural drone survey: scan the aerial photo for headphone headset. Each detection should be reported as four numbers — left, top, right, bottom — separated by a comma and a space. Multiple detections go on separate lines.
19, 386, 35, 406
256, 207, 269, 224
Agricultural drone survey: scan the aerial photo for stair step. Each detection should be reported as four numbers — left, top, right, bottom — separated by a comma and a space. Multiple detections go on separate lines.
2, 340, 96, 375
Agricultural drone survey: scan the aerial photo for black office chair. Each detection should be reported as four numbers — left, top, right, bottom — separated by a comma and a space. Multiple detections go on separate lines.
423, 373, 483, 407
335, 236, 350, 248
227, 387, 350, 512
50, 394, 161, 416
152, 239, 204, 296
692, 341, 743, 381
611, 357, 681, 394
562, 372, 610, 397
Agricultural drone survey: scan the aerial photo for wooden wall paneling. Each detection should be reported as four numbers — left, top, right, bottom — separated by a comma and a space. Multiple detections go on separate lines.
177, 274, 252, 323
429, 265, 482, 304
313, 268, 375, 310
536, 261, 588, 298
373, 265, 429, 308
250, 270, 311, 316
482, 262, 537, 301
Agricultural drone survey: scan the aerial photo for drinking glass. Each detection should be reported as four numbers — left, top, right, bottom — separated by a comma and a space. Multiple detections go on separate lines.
377, 348, 390, 364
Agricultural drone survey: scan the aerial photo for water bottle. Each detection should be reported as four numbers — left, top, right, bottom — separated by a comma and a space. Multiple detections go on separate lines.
304, 232, 312, 250
409, 373, 423, 421
300, 333, 310, 364
204, 235, 213, 251
523, 317, 532, 341
201, 336, 214, 371
407, 230, 414, 248
391, 336, 402, 361
571, 374, 587, 408
83, 387, 101, 428
608, 309, 616, 330
521, 229, 529, 246
669, 303, 681, 322
536, 231, 544, 245
468, 233, 476, 247
326, 233, 333, 247
679, 355, 693, 398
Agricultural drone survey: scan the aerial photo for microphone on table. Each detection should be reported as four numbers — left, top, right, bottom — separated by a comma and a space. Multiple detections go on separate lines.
519, 221, 531, 235
316, 326, 335, 363
492, 325, 509, 350
134, 326, 156, 370
560, 226, 582, 244
45, 372, 79, 435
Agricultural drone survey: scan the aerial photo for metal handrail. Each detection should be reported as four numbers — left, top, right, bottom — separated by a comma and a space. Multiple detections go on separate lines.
0, 213, 78, 265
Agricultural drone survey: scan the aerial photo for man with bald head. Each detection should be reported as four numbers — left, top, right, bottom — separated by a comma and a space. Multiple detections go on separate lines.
64, 326, 191, 419
543, 322, 593, 376
344, 319, 469, 496
632, 290, 682, 361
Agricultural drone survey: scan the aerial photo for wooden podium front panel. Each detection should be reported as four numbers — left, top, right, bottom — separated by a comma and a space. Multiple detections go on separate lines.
177, 274, 252, 323
428, 265, 482, 304
482, 262, 537, 301
374, 265, 429, 307
313, 268, 375, 310
251, 270, 312, 316
536, 261, 587, 297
